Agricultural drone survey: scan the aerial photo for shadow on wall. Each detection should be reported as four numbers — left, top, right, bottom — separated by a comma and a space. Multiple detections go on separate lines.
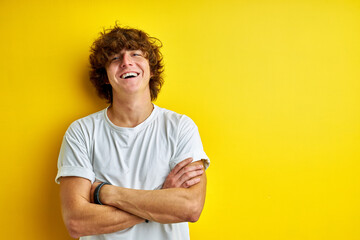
38, 58, 107, 239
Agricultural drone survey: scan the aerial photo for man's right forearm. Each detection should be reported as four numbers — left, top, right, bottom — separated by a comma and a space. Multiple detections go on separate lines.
63, 201, 144, 238
60, 177, 144, 238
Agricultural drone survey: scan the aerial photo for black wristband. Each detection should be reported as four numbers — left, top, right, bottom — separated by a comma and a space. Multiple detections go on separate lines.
94, 182, 110, 205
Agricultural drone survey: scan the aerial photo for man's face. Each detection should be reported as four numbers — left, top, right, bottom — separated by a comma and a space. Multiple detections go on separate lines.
105, 49, 151, 98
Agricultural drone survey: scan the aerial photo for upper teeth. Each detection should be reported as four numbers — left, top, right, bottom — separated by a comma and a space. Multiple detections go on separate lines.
121, 72, 138, 79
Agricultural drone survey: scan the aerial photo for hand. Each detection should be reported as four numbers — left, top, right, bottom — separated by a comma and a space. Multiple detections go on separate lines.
162, 158, 204, 189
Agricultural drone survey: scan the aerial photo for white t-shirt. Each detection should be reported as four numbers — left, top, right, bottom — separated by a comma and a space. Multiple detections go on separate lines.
56, 104, 209, 240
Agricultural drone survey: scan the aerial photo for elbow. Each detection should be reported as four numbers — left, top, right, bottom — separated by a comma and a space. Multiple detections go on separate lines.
181, 190, 206, 223
64, 218, 84, 239
187, 213, 201, 223
187, 208, 202, 223
185, 201, 203, 223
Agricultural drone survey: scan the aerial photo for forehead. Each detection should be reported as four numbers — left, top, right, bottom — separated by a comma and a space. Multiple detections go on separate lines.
123, 48, 143, 53
122, 49, 142, 53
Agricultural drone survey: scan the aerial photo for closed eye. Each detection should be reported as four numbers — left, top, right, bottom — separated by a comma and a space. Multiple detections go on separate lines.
131, 50, 143, 57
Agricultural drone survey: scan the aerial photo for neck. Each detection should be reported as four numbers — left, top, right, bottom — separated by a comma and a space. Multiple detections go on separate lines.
107, 92, 154, 128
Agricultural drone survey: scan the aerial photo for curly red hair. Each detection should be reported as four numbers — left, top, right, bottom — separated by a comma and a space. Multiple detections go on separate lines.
89, 25, 164, 103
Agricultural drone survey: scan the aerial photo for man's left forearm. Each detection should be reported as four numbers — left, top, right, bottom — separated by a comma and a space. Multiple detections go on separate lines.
100, 162, 207, 223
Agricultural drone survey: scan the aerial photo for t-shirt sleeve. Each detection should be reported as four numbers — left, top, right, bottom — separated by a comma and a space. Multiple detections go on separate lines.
169, 116, 210, 170
55, 122, 96, 184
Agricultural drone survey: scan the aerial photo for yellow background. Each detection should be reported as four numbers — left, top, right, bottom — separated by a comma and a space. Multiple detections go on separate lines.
1, 0, 359, 239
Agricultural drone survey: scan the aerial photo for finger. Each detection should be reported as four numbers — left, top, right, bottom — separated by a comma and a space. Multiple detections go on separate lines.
171, 158, 193, 175
176, 163, 203, 179
182, 177, 201, 188
178, 169, 203, 185
162, 174, 181, 189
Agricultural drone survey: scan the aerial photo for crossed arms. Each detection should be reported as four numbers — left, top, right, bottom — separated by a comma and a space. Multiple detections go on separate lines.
59, 158, 207, 238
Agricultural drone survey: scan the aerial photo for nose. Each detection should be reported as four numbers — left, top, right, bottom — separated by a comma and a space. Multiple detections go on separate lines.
120, 52, 133, 68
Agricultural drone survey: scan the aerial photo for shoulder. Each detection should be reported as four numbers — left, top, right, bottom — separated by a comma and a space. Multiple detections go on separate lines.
65, 109, 106, 138
155, 105, 198, 130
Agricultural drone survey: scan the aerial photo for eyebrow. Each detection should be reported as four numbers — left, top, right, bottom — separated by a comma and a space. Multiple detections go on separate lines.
109, 49, 144, 60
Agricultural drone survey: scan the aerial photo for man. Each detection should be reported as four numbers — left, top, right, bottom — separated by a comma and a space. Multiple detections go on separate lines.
55, 25, 210, 240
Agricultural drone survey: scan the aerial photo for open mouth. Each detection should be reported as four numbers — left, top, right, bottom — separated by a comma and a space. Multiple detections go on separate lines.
120, 72, 139, 79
